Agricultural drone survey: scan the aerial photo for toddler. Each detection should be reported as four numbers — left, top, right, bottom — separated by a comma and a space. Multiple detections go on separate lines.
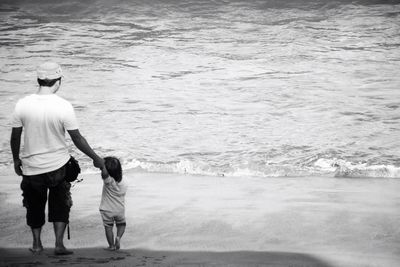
100, 157, 128, 250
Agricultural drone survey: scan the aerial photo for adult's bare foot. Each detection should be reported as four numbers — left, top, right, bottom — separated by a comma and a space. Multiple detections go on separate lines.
29, 246, 43, 254
54, 246, 73, 255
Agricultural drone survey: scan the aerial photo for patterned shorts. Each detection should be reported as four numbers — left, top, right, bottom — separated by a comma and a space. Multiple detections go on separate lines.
100, 210, 126, 227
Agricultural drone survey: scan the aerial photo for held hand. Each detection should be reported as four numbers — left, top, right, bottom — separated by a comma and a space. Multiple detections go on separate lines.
13, 159, 23, 176
93, 157, 105, 169
101, 167, 109, 179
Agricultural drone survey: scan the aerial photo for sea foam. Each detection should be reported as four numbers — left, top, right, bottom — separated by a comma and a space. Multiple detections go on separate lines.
76, 157, 400, 179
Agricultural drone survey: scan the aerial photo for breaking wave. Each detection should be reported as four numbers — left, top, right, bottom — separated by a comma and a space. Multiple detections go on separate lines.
80, 157, 400, 178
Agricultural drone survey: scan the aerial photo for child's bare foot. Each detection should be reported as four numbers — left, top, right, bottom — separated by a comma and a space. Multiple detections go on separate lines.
115, 237, 121, 250
104, 246, 115, 251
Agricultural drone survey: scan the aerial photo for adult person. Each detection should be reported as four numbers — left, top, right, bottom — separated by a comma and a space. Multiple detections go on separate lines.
10, 62, 108, 255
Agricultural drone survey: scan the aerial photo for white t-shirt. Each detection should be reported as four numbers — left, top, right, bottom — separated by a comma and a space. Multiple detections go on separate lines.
100, 177, 128, 213
11, 94, 79, 175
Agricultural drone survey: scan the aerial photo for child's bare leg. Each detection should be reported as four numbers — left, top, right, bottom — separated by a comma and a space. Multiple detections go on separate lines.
104, 225, 115, 250
115, 223, 126, 250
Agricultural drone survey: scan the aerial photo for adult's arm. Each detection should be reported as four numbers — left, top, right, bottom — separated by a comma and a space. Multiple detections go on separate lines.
67, 129, 106, 172
10, 127, 23, 176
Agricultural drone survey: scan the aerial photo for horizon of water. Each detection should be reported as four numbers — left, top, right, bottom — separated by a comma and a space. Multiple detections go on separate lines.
1, 0, 400, 178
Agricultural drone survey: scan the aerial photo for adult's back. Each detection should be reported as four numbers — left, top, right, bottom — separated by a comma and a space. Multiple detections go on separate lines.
12, 94, 78, 175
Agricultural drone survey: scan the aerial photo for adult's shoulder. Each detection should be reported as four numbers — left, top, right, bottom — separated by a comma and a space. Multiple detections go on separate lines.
54, 95, 74, 108
54, 94, 71, 103
17, 94, 35, 102
14, 94, 35, 107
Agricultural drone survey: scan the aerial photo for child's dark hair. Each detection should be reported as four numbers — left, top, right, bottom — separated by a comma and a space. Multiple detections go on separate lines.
104, 157, 122, 183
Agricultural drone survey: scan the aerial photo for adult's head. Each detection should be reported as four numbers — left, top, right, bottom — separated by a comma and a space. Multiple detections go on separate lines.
36, 62, 63, 93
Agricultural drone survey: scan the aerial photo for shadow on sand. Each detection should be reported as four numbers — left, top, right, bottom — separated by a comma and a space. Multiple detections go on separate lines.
0, 247, 335, 266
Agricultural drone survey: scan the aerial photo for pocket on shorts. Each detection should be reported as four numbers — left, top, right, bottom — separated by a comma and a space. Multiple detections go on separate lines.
66, 192, 73, 207
20, 178, 30, 208
63, 181, 73, 208
52, 180, 73, 208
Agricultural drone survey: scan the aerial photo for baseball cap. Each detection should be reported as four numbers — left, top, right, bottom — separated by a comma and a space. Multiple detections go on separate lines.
37, 62, 63, 80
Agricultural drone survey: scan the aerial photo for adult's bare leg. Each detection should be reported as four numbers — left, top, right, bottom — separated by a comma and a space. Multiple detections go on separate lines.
29, 227, 43, 253
53, 222, 73, 255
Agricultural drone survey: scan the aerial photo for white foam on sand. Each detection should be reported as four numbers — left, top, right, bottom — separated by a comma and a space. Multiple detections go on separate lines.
1, 172, 400, 266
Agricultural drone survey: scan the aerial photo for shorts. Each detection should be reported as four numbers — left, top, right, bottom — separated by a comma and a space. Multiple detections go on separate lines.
20, 165, 72, 228
100, 210, 126, 227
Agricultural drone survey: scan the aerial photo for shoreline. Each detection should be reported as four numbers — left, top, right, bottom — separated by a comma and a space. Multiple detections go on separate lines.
0, 247, 334, 267
1, 171, 400, 266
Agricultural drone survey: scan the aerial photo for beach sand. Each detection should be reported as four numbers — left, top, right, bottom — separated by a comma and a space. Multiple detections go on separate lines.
1, 171, 400, 266
0, 247, 333, 266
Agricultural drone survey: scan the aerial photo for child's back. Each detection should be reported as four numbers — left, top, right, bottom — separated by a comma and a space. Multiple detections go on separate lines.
99, 157, 127, 250
100, 176, 128, 212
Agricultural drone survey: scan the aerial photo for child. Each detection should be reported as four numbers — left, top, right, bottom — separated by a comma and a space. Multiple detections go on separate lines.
100, 157, 128, 250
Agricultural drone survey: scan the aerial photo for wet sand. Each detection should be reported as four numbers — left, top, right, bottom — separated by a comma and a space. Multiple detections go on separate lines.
0, 248, 333, 267
1, 171, 400, 266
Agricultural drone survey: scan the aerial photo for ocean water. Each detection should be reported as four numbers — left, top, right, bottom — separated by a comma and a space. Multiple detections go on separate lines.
1, 0, 400, 178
